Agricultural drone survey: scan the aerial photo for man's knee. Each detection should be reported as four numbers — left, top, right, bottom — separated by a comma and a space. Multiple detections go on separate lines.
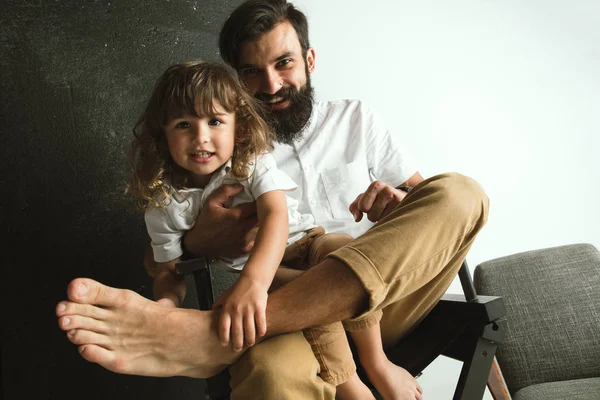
310, 233, 353, 266
426, 173, 489, 225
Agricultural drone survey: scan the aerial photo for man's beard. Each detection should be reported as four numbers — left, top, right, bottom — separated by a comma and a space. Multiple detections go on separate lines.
255, 76, 314, 145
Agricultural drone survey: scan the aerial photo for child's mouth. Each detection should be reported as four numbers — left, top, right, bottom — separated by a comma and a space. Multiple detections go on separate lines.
191, 151, 213, 158
190, 152, 215, 162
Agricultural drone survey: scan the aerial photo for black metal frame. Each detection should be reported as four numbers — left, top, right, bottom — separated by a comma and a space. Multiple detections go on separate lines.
176, 259, 506, 400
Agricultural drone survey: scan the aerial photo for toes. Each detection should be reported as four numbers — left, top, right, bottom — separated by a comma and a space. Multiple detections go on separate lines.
67, 328, 109, 347
79, 345, 158, 377
78, 345, 116, 367
56, 301, 109, 320
67, 278, 138, 308
58, 314, 107, 333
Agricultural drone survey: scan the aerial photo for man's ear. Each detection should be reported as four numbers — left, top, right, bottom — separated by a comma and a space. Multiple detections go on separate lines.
306, 47, 316, 73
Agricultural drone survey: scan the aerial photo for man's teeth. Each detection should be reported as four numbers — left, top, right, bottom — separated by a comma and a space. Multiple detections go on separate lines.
268, 96, 284, 104
193, 152, 212, 157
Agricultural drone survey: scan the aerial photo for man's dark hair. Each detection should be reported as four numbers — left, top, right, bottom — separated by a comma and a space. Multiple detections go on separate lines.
219, 0, 310, 69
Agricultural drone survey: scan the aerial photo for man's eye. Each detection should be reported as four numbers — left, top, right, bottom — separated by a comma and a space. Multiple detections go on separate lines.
242, 68, 259, 75
277, 59, 292, 68
209, 119, 221, 126
175, 121, 190, 129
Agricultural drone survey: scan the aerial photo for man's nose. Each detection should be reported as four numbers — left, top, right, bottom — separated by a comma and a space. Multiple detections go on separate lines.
260, 70, 283, 95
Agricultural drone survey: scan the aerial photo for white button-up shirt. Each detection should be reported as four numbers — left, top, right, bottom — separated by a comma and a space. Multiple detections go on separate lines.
272, 99, 417, 239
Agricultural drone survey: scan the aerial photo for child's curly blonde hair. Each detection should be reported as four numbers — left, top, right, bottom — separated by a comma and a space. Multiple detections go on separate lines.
128, 61, 275, 210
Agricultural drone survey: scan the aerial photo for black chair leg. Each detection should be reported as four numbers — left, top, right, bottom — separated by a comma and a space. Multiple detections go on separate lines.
443, 320, 506, 400
176, 258, 232, 400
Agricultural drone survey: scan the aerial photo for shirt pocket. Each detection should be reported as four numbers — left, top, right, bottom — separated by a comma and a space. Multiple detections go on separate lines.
320, 160, 369, 220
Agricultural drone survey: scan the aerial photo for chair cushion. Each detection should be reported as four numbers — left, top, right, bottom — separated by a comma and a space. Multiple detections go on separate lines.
474, 243, 600, 393
513, 377, 600, 400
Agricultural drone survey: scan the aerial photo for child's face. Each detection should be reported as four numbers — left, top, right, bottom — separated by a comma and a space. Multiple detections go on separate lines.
164, 101, 235, 188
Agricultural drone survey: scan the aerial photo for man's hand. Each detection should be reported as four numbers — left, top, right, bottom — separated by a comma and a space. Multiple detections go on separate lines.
212, 276, 268, 352
183, 184, 259, 258
349, 181, 408, 223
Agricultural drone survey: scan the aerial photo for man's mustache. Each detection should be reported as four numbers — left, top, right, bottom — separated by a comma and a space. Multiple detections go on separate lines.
255, 86, 298, 104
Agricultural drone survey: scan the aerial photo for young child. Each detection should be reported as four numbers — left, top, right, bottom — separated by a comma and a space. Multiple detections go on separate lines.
129, 61, 410, 400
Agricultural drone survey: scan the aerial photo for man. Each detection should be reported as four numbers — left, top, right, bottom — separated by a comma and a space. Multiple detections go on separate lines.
56, 1, 489, 399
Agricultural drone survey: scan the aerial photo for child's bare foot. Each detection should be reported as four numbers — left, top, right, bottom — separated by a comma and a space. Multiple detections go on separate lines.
56, 278, 242, 378
335, 372, 376, 400
363, 359, 423, 400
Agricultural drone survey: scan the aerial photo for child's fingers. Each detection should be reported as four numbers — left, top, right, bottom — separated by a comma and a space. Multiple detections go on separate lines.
256, 308, 267, 338
231, 315, 244, 352
218, 312, 231, 346
244, 314, 256, 347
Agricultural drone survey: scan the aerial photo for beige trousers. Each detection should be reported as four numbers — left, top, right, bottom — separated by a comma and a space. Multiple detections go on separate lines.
229, 173, 490, 399
280, 226, 383, 386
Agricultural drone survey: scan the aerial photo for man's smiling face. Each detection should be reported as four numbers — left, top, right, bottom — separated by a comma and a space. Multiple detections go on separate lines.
238, 21, 315, 144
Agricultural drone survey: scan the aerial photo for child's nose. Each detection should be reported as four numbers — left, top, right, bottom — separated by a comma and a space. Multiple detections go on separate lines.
194, 124, 210, 144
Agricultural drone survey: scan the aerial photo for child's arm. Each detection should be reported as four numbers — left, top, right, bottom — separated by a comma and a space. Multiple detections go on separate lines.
144, 204, 187, 307
213, 189, 289, 351
153, 258, 186, 307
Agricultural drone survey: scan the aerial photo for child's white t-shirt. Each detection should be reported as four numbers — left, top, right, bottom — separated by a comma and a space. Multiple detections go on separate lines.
145, 153, 316, 270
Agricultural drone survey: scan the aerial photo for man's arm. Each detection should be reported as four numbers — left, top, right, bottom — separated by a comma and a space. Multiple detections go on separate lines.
182, 184, 259, 258
349, 171, 424, 223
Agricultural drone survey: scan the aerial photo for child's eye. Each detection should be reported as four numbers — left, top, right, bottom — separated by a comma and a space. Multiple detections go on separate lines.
208, 118, 222, 126
175, 121, 190, 129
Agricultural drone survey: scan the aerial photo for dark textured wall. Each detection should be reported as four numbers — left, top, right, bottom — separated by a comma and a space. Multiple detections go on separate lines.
1, 1, 241, 398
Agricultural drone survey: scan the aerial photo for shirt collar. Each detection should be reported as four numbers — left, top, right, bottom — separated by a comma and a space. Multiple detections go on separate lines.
171, 158, 233, 203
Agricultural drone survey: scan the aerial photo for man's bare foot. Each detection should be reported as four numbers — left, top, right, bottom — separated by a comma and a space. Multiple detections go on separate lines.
335, 372, 376, 400
56, 278, 242, 378
363, 359, 423, 400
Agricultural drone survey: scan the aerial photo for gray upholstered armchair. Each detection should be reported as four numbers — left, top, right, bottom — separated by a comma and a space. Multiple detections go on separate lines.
474, 243, 600, 400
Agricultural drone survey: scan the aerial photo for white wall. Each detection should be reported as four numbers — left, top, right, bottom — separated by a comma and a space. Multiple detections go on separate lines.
296, 0, 600, 279
294, 0, 600, 397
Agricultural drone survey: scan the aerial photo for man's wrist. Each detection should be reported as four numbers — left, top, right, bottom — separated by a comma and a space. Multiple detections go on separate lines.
397, 186, 413, 193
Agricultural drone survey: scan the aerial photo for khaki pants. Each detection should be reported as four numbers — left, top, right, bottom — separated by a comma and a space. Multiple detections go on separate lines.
229, 173, 489, 399
281, 226, 383, 385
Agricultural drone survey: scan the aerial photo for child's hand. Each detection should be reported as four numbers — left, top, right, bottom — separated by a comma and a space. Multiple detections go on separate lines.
212, 275, 268, 351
